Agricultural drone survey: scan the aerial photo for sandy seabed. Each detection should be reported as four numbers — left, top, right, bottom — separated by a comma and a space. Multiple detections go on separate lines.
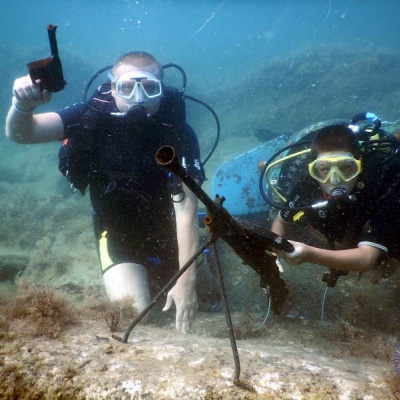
1, 308, 399, 400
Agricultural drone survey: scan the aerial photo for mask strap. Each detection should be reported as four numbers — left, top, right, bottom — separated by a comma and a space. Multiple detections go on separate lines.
108, 73, 116, 83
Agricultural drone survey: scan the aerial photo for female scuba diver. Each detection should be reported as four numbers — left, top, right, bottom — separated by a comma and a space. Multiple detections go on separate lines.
270, 122, 400, 284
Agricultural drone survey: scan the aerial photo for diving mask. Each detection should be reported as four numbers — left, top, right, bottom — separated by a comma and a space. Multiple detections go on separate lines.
112, 71, 162, 104
308, 154, 361, 184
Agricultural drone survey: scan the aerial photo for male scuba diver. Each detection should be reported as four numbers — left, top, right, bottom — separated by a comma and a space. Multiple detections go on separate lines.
6, 51, 208, 333
271, 123, 400, 282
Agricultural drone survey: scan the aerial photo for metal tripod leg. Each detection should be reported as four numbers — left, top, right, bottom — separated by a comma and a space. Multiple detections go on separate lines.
113, 234, 254, 391
211, 242, 255, 392
113, 235, 218, 343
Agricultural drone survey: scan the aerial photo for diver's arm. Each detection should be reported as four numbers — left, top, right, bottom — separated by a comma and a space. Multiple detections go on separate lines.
271, 214, 287, 237
5, 75, 64, 143
6, 107, 64, 143
163, 181, 199, 333
276, 241, 381, 272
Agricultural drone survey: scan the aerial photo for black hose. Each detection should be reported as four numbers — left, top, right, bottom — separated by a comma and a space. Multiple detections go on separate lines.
183, 94, 220, 166
83, 65, 113, 103
82, 63, 220, 165
258, 139, 312, 211
162, 63, 187, 93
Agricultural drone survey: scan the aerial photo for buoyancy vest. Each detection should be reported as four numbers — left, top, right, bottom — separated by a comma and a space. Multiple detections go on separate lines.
58, 83, 188, 196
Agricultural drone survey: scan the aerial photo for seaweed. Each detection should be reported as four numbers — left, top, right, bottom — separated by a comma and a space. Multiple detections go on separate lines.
80, 289, 138, 331
5, 278, 78, 339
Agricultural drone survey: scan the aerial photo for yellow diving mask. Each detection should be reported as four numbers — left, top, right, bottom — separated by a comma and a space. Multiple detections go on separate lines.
308, 153, 362, 184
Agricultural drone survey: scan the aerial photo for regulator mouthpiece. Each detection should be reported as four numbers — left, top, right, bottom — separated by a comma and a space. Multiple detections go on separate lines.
125, 105, 149, 125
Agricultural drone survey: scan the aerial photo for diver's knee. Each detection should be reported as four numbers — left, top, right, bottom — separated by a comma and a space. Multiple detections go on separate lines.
103, 262, 151, 309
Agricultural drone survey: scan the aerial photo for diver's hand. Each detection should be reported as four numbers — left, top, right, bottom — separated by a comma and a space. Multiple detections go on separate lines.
163, 276, 197, 334
12, 74, 52, 112
275, 256, 284, 273
274, 240, 310, 266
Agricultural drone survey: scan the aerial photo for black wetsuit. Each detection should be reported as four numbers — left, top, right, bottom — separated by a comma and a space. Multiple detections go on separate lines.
58, 99, 205, 286
279, 153, 400, 259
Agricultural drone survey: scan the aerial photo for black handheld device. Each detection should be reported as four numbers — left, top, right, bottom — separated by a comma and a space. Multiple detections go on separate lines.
27, 24, 66, 92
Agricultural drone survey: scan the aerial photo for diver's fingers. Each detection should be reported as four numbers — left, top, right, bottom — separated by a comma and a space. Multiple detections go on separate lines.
273, 249, 285, 259
180, 313, 190, 334
13, 75, 36, 101
176, 308, 184, 332
276, 257, 284, 273
13, 74, 33, 91
13, 75, 52, 106
178, 306, 195, 334
162, 292, 173, 312
274, 249, 294, 265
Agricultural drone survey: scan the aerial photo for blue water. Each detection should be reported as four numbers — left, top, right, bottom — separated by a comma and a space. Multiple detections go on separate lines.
2, 0, 400, 165
1, 1, 400, 357
2, 0, 400, 78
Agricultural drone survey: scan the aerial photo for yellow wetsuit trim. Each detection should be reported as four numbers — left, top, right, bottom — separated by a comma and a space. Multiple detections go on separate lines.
293, 211, 305, 222
99, 231, 114, 272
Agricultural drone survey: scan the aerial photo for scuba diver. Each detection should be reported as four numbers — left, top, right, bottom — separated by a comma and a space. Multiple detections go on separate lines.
270, 121, 400, 284
6, 51, 216, 333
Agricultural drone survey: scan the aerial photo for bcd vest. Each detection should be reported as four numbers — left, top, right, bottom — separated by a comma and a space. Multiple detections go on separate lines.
58, 83, 188, 196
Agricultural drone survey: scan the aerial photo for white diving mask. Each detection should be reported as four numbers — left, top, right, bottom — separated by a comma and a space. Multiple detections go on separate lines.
111, 71, 163, 104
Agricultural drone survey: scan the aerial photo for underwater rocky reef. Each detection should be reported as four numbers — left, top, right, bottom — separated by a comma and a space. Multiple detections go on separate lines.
0, 44, 399, 398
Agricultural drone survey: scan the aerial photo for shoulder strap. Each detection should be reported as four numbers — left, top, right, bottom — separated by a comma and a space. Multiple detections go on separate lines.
157, 86, 186, 130
84, 82, 114, 132
58, 84, 113, 195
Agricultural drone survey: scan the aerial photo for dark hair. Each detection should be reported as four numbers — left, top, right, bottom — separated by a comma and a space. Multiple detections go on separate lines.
112, 51, 163, 80
310, 124, 361, 160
